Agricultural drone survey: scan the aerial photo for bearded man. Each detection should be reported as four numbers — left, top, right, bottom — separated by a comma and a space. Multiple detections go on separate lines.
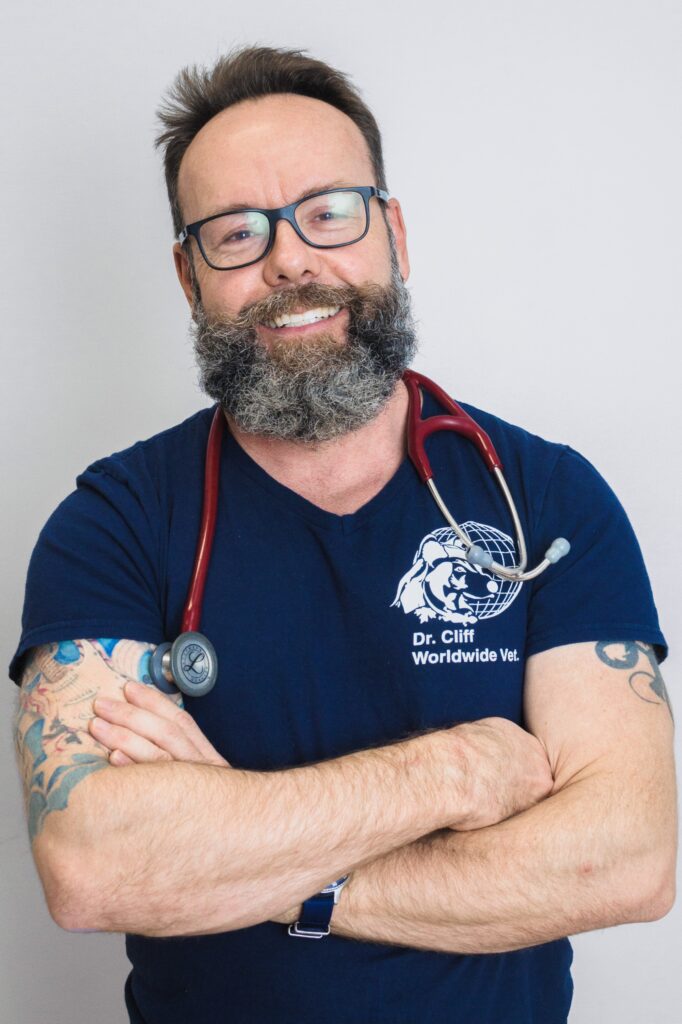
11, 45, 675, 1024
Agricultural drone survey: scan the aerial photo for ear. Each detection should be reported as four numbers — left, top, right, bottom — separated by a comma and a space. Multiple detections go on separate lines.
384, 198, 410, 282
173, 243, 196, 309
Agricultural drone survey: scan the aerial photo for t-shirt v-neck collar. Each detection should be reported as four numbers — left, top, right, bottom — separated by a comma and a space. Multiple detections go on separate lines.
222, 422, 415, 535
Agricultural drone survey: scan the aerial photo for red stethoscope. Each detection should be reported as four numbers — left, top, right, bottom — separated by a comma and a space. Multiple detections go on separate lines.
149, 369, 569, 696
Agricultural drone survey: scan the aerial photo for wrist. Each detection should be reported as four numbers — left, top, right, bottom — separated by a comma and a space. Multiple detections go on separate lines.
329, 869, 355, 933
288, 874, 351, 939
412, 727, 472, 830
272, 903, 300, 926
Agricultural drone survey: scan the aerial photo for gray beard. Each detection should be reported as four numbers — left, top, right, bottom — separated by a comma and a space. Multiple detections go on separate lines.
189, 250, 418, 443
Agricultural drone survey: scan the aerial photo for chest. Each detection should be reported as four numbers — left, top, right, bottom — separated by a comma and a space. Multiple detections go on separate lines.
165, 475, 531, 770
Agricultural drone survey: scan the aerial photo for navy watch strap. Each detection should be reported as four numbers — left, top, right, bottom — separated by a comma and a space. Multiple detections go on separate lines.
288, 890, 335, 939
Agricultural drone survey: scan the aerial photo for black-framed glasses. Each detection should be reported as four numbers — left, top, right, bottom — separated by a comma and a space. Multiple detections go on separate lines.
178, 185, 390, 271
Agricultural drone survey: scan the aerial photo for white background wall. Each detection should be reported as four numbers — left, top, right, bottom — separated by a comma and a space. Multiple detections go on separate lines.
1, 0, 680, 1020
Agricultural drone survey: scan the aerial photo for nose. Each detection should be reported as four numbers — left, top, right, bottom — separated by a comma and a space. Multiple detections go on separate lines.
261, 217, 323, 286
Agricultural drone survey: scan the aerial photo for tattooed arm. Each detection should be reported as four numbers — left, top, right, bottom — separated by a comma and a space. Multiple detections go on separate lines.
325, 639, 677, 953
13, 640, 161, 844
594, 641, 674, 724
13, 639, 149, 925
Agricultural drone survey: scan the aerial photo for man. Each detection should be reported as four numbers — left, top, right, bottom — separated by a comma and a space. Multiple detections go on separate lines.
11, 44, 676, 1024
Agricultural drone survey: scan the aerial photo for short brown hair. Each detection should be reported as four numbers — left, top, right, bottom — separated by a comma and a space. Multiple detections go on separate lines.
155, 44, 388, 238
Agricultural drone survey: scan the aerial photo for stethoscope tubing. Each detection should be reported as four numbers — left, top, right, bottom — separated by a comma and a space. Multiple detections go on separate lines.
182, 406, 225, 634
150, 369, 569, 696
404, 369, 568, 582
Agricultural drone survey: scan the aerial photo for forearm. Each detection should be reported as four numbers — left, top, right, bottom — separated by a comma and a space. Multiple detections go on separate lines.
41, 731, 463, 937
330, 768, 674, 955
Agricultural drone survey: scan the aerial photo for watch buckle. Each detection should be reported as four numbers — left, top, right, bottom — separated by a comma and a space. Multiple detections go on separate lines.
287, 922, 331, 939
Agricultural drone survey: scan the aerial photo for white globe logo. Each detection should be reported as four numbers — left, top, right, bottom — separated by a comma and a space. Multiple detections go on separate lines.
429, 524, 522, 620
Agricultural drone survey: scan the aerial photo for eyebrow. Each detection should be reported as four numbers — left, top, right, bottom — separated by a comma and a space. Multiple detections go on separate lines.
203, 180, 353, 219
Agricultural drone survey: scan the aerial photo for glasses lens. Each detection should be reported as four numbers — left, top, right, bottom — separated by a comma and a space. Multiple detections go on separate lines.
296, 190, 367, 246
199, 211, 270, 268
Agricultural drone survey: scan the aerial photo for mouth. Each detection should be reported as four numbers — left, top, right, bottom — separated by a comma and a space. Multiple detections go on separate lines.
258, 305, 346, 335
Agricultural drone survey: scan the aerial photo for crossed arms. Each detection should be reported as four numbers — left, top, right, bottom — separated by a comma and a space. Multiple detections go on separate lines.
13, 637, 677, 953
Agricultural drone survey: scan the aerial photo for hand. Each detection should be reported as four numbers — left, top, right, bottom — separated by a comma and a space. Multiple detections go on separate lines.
89, 680, 230, 768
442, 716, 554, 831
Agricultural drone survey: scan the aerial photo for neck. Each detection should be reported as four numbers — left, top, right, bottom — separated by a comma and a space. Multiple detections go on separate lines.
224, 379, 410, 515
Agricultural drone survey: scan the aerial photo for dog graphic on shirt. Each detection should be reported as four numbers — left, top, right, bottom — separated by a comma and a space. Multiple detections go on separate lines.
391, 531, 504, 625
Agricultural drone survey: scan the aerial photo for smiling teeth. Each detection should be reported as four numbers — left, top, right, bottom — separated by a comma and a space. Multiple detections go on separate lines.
265, 305, 341, 328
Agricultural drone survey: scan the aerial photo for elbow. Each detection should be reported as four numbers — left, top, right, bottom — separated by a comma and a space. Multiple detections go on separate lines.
36, 856, 85, 931
644, 871, 676, 922
46, 871, 97, 932
645, 844, 677, 921
625, 860, 677, 924
50, 900, 100, 933
46, 866, 112, 933
48, 857, 120, 933
33, 826, 107, 932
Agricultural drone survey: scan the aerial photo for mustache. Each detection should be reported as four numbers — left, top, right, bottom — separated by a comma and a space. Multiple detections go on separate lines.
189, 252, 419, 442
202, 280, 395, 330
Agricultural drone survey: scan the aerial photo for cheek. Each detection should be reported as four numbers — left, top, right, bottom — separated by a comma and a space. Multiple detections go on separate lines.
196, 272, 251, 316
322, 246, 392, 290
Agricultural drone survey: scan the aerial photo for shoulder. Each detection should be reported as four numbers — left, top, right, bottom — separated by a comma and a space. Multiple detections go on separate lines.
35, 405, 216, 548
457, 398, 568, 468
62, 406, 217, 521
429, 393, 629, 548
79, 406, 215, 489
455, 398, 615, 491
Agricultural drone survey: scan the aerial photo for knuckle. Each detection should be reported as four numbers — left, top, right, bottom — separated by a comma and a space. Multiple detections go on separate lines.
113, 701, 134, 723
107, 725, 128, 746
167, 724, 187, 745
173, 707, 194, 729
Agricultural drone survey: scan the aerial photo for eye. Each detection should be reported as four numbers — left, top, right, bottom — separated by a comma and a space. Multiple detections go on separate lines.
224, 229, 254, 243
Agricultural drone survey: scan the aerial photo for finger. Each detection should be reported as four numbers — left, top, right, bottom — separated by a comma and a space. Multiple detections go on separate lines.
123, 679, 186, 718
110, 749, 135, 766
89, 717, 173, 763
92, 697, 204, 763
123, 680, 230, 766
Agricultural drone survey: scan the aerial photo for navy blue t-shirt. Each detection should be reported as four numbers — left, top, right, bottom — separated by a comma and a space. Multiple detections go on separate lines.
10, 388, 667, 1024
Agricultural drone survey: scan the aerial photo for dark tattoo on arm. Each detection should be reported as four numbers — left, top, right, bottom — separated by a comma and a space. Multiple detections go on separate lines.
595, 641, 674, 725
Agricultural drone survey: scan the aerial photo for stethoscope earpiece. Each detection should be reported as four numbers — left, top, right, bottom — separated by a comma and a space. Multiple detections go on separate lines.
545, 537, 571, 564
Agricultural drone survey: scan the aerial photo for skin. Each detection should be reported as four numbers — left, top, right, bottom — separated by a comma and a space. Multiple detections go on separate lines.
172, 93, 413, 514
13, 640, 199, 843
595, 640, 673, 723
87, 637, 675, 932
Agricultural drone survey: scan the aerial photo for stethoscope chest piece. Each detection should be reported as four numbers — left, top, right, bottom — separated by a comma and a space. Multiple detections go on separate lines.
149, 631, 218, 697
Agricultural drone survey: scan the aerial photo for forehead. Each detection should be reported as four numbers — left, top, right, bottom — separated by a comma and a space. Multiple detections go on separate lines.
177, 93, 375, 223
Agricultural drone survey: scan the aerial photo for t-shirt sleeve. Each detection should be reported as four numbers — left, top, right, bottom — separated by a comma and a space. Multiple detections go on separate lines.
9, 450, 167, 684
525, 445, 668, 664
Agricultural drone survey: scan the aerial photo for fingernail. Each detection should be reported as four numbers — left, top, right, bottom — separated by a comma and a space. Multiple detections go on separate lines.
94, 698, 114, 711
90, 716, 109, 729
124, 680, 144, 692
